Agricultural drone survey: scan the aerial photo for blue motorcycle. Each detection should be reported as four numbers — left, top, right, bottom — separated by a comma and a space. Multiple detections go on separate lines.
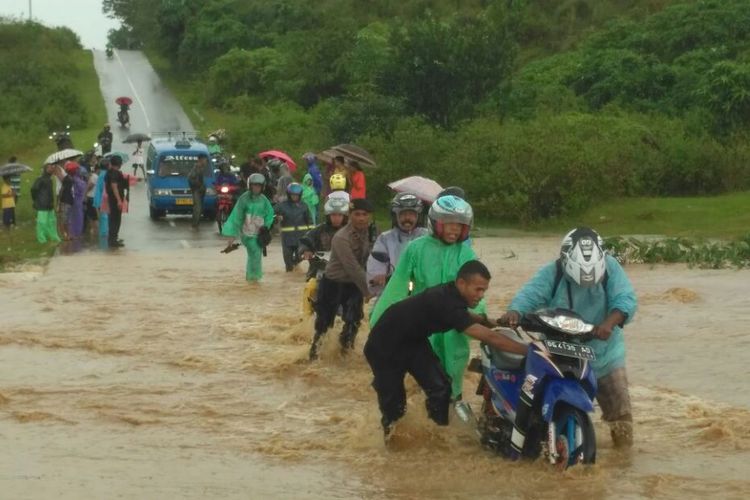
470, 309, 598, 469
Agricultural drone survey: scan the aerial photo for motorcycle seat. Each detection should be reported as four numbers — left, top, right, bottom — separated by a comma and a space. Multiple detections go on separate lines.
486, 329, 527, 371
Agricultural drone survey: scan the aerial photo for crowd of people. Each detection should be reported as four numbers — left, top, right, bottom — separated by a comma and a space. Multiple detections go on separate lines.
22, 138, 638, 457
217, 152, 637, 454
30, 150, 131, 248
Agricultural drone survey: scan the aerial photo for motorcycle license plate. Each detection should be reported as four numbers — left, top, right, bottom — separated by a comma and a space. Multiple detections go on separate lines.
543, 340, 596, 361
175, 198, 193, 205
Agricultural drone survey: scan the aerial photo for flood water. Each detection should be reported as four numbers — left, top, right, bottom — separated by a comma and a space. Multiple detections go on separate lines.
1, 237, 748, 499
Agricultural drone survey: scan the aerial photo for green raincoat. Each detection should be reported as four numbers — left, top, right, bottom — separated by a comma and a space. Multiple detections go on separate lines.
302, 173, 319, 225
221, 191, 275, 282
370, 234, 486, 398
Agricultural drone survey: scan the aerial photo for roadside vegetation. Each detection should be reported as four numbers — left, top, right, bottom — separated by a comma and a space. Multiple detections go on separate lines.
105, 0, 750, 240
0, 19, 106, 270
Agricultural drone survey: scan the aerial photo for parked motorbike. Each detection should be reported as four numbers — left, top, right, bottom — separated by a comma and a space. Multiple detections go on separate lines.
49, 125, 74, 150
215, 183, 240, 232
470, 308, 598, 469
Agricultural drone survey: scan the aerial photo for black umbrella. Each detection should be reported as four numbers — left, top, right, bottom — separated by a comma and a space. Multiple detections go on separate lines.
0, 163, 32, 176
331, 144, 377, 168
124, 132, 151, 144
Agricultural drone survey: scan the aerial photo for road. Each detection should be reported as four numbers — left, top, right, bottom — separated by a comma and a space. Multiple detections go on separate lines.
91, 49, 221, 252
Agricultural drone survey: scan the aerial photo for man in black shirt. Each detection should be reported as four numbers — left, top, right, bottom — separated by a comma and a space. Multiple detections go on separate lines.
364, 260, 529, 439
106, 155, 127, 247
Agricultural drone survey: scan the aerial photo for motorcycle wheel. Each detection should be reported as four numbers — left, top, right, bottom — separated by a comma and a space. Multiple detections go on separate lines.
216, 208, 228, 232
551, 403, 596, 469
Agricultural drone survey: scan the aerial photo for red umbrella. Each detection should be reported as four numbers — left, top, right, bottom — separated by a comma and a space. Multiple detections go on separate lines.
388, 175, 443, 203
259, 150, 297, 172
115, 96, 133, 106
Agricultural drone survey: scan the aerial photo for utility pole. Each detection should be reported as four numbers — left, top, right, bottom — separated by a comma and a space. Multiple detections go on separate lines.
28, 0, 32, 20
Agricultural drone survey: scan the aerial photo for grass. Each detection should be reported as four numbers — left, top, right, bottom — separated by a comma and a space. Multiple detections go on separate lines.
525, 192, 750, 240
0, 50, 107, 271
144, 51, 750, 243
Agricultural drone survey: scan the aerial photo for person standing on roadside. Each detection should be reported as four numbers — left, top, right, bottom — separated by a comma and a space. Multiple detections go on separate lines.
188, 154, 208, 229
1, 175, 16, 229
30, 163, 62, 244
106, 156, 127, 248
97, 124, 113, 155
348, 160, 366, 200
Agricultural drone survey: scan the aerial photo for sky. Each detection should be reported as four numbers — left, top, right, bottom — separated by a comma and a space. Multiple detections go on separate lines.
1, 0, 120, 49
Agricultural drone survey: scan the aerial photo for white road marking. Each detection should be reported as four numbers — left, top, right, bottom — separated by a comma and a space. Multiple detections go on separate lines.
180, 240, 190, 249
114, 49, 151, 130
169, 221, 176, 227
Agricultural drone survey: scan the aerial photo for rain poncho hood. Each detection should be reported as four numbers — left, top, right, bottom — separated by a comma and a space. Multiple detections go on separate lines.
370, 234, 486, 398
508, 255, 637, 378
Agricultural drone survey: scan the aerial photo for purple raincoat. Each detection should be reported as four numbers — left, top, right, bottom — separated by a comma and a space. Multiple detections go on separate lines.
68, 175, 87, 238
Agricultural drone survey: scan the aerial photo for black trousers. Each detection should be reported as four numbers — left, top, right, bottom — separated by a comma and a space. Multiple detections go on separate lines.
364, 340, 452, 429
313, 276, 364, 348
108, 200, 122, 244
282, 244, 299, 271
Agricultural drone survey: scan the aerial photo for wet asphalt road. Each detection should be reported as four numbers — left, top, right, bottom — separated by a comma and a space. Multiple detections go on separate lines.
90, 49, 223, 252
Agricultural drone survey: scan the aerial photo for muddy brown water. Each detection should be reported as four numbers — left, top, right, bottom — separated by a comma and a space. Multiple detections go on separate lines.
1, 237, 748, 499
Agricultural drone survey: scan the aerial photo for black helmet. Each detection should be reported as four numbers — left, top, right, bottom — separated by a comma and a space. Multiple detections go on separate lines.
391, 192, 423, 216
437, 186, 466, 200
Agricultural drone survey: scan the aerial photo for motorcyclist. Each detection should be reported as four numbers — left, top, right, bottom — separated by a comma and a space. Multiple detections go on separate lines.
501, 227, 638, 451
274, 183, 313, 272
117, 103, 130, 127
309, 198, 373, 360
221, 173, 275, 283
298, 197, 349, 316
366, 192, 428, 300
370, 195, 485, 406
299, 196, 349, 258
105, 45, 114, 58
97, 124, 113, 155
215, 160, 238, 186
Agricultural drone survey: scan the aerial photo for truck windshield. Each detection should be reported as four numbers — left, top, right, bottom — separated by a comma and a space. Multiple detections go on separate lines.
157, 154, 211, 177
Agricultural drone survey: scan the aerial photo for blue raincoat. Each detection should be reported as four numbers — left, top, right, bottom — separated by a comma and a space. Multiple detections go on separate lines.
508, 255, 637, 378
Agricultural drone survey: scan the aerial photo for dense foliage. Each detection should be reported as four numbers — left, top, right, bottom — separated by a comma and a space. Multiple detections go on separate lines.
0, 20, 86, 154
105, 0, 750, 222
605, 234, 750, 269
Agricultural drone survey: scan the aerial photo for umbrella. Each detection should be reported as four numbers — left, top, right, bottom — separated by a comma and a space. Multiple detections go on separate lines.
105, 151, 129, 162
44, 148, 83, 165
332, 144, 377, 168
124, 132, 151, 143
0, 163, 32, 176
388, 175, 443, 204
115, 96, 133, 106
316, 149, 338, 164
259, 150, 297, 172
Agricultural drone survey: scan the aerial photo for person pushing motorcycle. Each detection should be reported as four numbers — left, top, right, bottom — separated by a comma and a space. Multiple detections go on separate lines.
365, 260, 528, 441
501, 227, 638, 451
370, 195, 486, 407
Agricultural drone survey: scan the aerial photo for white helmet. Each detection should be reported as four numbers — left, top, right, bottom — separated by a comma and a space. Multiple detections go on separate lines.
327, 190, 350, 204
560, 227, 607, 287
427, 195, 473, 242
324, 197, 349, 215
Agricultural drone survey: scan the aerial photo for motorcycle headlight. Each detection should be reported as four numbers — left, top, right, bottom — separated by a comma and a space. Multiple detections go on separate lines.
220, 186, 229, 194
538, 314, 594, 335
153, 189, 170, 196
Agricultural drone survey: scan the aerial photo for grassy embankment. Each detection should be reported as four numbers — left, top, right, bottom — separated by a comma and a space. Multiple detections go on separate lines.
0, 50, 106, 270
146, 51, 748, 241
